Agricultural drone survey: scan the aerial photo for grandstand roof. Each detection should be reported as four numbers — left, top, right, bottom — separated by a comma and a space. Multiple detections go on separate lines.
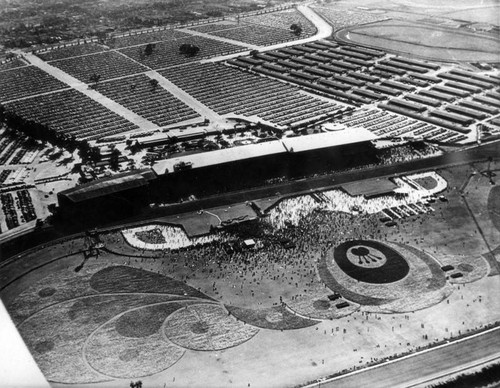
59, 169, 156, 203
342, 178, 398, 197
281, 127, 376, 153
153, 128, 376, 175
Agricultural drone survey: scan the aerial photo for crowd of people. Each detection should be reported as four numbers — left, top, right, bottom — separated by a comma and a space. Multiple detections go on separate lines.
266, 171, 447, 230
123, 223, 227, 250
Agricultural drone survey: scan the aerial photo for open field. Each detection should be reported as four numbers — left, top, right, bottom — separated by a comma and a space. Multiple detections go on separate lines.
443, 6, 500, 25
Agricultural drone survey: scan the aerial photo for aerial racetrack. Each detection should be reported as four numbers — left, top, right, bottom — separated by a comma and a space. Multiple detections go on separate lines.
335, 19, 500, 62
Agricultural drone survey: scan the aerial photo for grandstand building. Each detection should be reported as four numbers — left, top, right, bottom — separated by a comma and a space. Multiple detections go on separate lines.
57, 129, 378, 227
57, 169, 157, 227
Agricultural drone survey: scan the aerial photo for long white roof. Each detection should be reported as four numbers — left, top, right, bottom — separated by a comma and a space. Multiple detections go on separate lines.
152, 127, 376, 175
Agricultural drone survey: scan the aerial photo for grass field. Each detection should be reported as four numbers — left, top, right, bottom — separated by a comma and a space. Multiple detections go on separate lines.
338, 19, 500, 62
444, 5, 500, 25
18, 294, 179, 383
413, 176, 438, 191
90, 265, 211, 300
163, 304, 259, 351
86, 306, 186, 379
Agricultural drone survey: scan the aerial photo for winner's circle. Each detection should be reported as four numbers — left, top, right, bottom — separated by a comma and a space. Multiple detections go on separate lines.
347, 245, 387, 268
334, 240, 410, 284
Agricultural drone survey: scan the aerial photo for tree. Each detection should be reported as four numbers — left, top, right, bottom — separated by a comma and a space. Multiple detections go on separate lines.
290, 23, 303, 36
77, 140, 91, 162
144, 43, 155, 56
109, 148, 121, 171
88, 147, 102, 164
89, 73, 101, 85
179, 43, 200, 57
149, 78, 159, 90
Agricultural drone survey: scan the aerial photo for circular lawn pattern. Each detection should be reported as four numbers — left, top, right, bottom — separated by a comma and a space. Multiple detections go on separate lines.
312, 300, 331, 310
265, 311, 283, 323
334, 240, 410, 284
115, 303, 184, 338
38, 288, 56, 298
34, 340, 54, 354
226, 305, 318, 330
164, 304, 258, 351
458, 263, 474, 273
190, 321, 210, 334
119, 349, 140, 362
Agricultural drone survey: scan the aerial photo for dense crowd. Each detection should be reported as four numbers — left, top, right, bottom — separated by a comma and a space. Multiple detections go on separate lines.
123, 224, 227, 250
267, 171, 447, 230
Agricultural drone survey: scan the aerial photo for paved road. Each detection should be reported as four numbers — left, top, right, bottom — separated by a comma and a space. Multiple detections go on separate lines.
306, 327, 500, 388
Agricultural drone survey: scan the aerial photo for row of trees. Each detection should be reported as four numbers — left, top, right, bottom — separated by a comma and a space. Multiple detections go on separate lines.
138, 42, 200, 59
